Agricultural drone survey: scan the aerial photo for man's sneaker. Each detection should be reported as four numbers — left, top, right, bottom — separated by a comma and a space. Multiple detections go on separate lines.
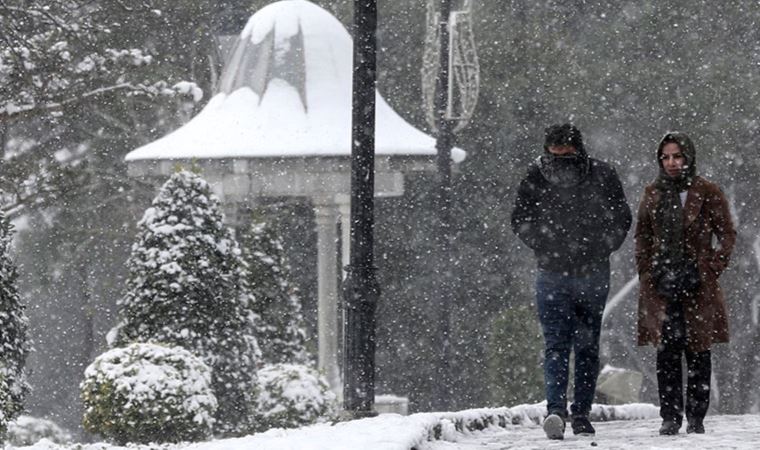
543, 413, 566, 440
659, 419, 681, 435
686, 419, 705, 434
571, 416, 595, 436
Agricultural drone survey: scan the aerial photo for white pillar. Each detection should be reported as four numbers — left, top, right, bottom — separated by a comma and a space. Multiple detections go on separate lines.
313, 200, 342, 396
336, 194, 351, 281
222, 201, 242, 237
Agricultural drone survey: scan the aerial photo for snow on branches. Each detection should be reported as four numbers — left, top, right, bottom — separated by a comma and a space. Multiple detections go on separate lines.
0, 209, 30, 437
0, 0, 202, 122
109, 170, 260, 436
252, 363, 337, 431
240, 216, 311, 366
81, 342, 217, 444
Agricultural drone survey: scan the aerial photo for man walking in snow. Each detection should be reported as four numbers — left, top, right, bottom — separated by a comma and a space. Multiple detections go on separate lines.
511, 124, 632, 440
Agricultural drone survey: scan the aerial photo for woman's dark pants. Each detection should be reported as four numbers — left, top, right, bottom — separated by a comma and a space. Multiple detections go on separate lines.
657, 299, 711, 424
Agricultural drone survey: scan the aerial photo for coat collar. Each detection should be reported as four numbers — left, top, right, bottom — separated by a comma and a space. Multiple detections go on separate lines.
683, 176, 705, 228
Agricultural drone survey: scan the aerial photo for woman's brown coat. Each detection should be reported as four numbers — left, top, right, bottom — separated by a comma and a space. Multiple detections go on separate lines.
635, 176, 736, 352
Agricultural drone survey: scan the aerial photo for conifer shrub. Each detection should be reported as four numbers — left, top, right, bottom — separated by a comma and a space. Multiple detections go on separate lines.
81, 342, 217, 444
240, 213, 311, 366
0, 210, 30, 439
252, 363, 337, 431
109, 170, 260, 435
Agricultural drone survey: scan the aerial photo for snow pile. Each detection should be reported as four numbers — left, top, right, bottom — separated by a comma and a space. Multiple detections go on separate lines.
252, 363, 337, 431
81, 343, 217, 444
6, 416, 72, 447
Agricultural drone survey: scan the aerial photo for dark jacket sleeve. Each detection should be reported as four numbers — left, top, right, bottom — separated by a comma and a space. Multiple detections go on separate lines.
510, 169, 548, 251
602, 166, 633, 253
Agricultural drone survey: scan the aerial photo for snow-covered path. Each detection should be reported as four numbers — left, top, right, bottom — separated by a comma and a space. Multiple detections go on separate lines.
16, 406, 759, 450
428, 415, 760, 450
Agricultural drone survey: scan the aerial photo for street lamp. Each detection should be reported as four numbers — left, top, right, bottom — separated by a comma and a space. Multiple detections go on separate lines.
422, 0, 480, 410
342, 0, 380, 418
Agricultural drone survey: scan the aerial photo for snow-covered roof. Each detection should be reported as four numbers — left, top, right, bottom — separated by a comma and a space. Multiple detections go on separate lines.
125, 0, 465, 162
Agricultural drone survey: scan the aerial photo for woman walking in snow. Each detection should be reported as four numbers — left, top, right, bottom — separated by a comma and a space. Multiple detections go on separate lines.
635, 131, 735, 435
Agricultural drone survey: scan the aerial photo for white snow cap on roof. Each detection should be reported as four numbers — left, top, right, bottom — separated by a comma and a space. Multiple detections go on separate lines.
126, 0, 465, 162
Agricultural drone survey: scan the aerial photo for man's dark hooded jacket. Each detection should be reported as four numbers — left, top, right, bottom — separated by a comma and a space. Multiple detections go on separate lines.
511, 145, 632, 276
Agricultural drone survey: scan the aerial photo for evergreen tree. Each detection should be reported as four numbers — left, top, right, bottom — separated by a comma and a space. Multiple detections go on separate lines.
4, 0, 235, 431
109, 170, 260, 436
0, 210, 30, 434
239, 212, 310, 366
0, 0, 202, 217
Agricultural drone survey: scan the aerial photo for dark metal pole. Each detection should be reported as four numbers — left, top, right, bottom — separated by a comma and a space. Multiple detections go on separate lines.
433, 0, 454, 411
342, 0, 380, 417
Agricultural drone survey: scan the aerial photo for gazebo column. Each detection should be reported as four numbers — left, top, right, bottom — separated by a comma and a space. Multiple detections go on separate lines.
221, 201, 243, 236
336, 194, 351, 280
313, 199, 342, 396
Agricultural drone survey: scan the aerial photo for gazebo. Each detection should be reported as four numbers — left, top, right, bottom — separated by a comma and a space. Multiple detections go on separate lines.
125, 0, 465, 397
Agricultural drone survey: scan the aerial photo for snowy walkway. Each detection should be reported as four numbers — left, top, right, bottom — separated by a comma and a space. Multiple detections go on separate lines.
428, 414, 760, 450
17, 405, 760, 450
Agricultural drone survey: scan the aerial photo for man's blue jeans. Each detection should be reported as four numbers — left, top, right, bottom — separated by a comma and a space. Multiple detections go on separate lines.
536, 269, 610, 417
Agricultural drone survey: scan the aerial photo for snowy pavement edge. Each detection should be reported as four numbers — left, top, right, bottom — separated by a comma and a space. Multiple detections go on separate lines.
14, 403, 660, 450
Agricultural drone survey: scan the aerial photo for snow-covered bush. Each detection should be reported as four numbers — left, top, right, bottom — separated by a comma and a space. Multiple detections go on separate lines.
252, 363, 337, 431
109, 170, 260, 436
6, 415, 72, 446
0, 210, 30, 438
240, 214, 311, 365
81, 342, 217, 444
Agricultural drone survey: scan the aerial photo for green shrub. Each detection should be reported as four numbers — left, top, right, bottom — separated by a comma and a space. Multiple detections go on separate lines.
486, 304, 545, 407
81, 342, 217, 444
252, 363, 337, 431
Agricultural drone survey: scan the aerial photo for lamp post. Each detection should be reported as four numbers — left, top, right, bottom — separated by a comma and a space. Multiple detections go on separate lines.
422, 0, 480, 410
342, 0, 380, 417
433, 0, 454, 411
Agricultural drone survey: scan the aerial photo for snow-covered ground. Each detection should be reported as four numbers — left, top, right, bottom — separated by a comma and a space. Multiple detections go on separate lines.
430, 414, 760, 449
12, 403, 759, 450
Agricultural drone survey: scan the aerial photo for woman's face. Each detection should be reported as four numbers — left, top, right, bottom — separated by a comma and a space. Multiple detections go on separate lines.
660, 142, 686, 178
